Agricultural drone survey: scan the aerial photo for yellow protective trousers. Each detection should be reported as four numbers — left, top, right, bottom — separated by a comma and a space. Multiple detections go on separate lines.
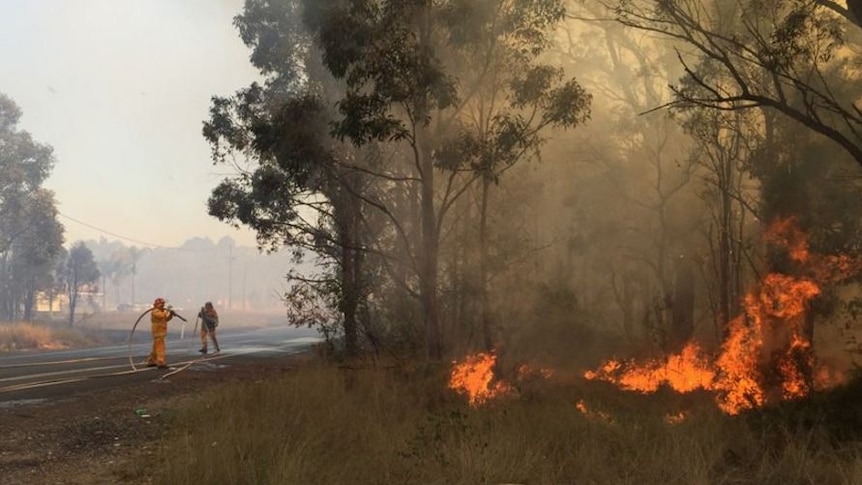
146, 308, 173, 366
147, 333, 166, 367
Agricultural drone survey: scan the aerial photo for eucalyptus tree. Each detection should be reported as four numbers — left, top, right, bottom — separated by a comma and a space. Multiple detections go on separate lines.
0, 94, 64, 321
436, 1, 591, 351
601, 0, 862, 387
555, 5, 706, 350
300, 0, 590, 359
205, 0, 374, 356
14, 189, 64, 320
60, 242, 100, 327
207, 0, 590, 359
611, 0, 862, 167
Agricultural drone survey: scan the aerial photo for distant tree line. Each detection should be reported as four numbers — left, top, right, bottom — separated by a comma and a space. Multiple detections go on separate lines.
84, 235, 297, 315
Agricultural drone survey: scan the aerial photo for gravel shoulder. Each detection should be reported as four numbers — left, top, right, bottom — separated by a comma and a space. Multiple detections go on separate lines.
0, 353, 310, 485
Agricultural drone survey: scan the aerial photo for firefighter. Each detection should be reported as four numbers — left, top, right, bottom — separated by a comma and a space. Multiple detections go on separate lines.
146, 297, 174, 369
197, 301, 220, 354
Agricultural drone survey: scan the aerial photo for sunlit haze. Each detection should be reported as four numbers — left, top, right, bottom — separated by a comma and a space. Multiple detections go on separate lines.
0, 0, 259, 248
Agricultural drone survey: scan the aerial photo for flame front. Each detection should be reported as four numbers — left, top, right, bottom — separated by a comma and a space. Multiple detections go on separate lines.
448, 352, 512, 406
583, 342, 715, 393
585, 219, 850, 415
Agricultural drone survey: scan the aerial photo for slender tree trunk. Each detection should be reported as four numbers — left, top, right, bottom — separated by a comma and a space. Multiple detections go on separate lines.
338, 187, 361, 358
670, 255, 695, 348
67, 288, 77, 327
718, 162, 732, 338
340, 228, 358, 357
23, 280, 34, 321
479, 177, 494, 351
419, 139, 442, 360
415, 2, 442, 360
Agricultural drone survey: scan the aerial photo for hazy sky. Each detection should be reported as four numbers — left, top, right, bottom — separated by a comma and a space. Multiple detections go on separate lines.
0, 0, 263, 248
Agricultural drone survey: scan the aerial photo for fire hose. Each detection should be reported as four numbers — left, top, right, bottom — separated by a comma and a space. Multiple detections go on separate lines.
162, 314, 204, 379
128, 306, 207, 379
127, 308, 153, 372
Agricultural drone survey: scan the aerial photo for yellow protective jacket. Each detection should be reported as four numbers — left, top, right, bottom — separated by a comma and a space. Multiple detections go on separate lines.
151, 307, 174, 338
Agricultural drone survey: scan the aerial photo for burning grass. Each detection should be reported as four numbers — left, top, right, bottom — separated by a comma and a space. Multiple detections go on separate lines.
584, 218, 858, 415
0, 322, 107, 351
144, 360, 862, 485
140, 218, 862, 483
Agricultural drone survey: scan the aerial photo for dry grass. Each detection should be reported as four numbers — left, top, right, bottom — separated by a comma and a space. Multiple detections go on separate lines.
0, 321, 107, 351
143, 362, 862, 485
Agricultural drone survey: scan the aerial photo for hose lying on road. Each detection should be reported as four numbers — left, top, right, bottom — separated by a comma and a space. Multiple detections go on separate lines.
161, 314, 205, 379
1, 352, 231, 394
128, 308, 211, 379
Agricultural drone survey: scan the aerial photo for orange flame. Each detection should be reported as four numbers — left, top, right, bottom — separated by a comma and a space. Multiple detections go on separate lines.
575, 399, 613, 423
448, 352, 513, 406
585, 218, 852, 415
583, 342, 715, 393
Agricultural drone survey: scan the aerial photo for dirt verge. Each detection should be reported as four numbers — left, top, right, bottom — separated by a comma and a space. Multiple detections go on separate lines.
0, 353, 310, 485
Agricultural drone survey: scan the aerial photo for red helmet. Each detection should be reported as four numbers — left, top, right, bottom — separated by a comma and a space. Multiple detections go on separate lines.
153, 297, 165, 306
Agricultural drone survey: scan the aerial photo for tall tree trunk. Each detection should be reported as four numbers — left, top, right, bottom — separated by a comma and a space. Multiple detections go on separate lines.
479, 177, 494, 351
340, 221, 359, 358
23, 279, 34, 321
670, 255, 695, 349
419, 139, 442, 360
718, 158, 733, 339
415, 2, 442, 360
67, 289, 77, 327
340, 182, 364, 358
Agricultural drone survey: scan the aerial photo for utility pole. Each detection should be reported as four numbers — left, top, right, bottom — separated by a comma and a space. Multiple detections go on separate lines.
227, 243, 234, 310
131, 260, 136, 310
129, 246, 139, 309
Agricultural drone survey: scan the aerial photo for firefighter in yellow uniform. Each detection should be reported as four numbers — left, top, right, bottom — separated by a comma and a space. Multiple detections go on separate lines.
146, 297, 174, 369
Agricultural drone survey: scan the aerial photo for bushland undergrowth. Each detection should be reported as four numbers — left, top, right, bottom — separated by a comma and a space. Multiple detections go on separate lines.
144, 360, 862, 485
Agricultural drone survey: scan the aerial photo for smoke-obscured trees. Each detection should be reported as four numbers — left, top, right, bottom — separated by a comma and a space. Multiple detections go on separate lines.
59, 242, 99, 327
14, 189, 65, 321
626, 0, 862, 348
552, 7, 707, 352
0, 93, 65, 321
612, 0, 862, 167
436, 0, 592, 352
301, 0, 590, 359
682, 108, 760, 341
206, 0, 591, 360
547, 0, 862, 362
204, 0, 375, 357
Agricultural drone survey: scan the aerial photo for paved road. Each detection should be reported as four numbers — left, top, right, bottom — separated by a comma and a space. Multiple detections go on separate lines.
0, 325, 322, 406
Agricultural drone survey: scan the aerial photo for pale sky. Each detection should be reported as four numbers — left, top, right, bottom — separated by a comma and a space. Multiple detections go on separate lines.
0, 0, 263, 248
